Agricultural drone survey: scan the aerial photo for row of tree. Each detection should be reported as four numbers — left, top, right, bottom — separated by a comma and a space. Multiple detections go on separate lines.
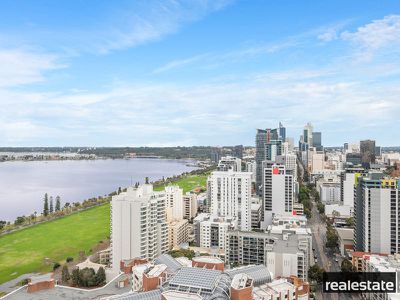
43, 194, 62, 216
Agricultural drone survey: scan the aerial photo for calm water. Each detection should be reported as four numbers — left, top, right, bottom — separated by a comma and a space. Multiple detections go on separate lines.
0, 159, 197, 221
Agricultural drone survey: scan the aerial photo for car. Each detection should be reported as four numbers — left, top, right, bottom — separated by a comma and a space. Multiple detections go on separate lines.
312, 248, 315, 251
335, 258, 339, 262
314, 255, 318, 259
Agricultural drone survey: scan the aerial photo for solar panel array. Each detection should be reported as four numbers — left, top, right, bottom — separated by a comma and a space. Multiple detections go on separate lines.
169, 267, 221, 291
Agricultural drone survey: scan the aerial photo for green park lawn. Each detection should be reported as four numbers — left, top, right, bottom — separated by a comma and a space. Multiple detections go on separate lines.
0, 204, 110, 285
154, 173, 208, 193
0, 172, 209, 285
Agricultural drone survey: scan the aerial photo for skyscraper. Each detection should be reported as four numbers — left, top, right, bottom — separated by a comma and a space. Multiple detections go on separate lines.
354, 172, 400, 254
255, 123, 284, 194
360, 139, 376, 165
312, 132, 322, 150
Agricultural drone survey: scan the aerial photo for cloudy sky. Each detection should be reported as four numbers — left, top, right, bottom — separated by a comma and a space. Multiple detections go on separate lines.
0, 0, 399, 146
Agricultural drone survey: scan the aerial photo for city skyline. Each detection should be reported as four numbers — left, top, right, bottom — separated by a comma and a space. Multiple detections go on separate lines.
1, 0, 400, 146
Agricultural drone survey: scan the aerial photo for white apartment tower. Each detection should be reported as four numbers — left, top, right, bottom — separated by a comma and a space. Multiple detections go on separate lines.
354, 174, 400, 255
262, 161, 294, 227
165, 185, 184, 221
110, 184, 168, 272
208, 170, 252, 231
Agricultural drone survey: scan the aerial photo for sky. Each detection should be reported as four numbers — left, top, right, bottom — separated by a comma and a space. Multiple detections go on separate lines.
0, 0, 399, 147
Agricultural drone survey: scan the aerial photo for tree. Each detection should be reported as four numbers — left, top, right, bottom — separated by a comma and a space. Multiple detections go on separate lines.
96, 267, 106, 285
49, 196, 54, 213
0, 220, 6, 230
55, 196, 61, 211
145, 177, 149, 184
117, 187, 122, 194
317, 202, 325, 214
346, 217, 354, 227
309, 265, 325, 283
326, 225, 339, 248
14, 216, 25, 225
79, 267, 96, 287
43, 193, 49, 216
71, 268, 80, 286
61, 265, 70, 283
341, 259, 356, 272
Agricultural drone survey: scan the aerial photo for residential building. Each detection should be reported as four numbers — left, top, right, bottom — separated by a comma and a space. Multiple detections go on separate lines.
251, 197, 262, 229
183, 193, 197, 220
110, 184, 168, 272
227, 230, 311, 281
165, 185, 184, 221
262, 161, 294, 227
208, 170, 252, 231
340, 167, 366, 207
318, 182, 340, 203
168, 219, 189, 250
246, 161, 256, 183
354, 173, 400, 254
199, 215, 237, 252
217, 156, 242, 172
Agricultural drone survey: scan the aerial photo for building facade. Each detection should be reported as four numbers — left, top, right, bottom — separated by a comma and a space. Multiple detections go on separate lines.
262, 161, 294, 227
354, 173, 400, 254
110, 184, 168, 272
208, 170, 252, 231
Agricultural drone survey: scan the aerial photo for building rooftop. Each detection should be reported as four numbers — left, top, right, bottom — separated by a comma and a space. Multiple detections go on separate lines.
154, 254, 181, 274
168, 267, 221, 292
336, 228, 354, 241
225, 265, 272, 286
161, 290, 203, 300
231, 273, 253, 289
29, 273, 53, 284
192, 256, 223, 264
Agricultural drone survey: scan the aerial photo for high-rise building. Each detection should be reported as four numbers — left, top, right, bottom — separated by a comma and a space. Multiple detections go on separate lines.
262, 161, 294, 227
354, 172, 400, 254
278, 122, 286, 142
255, 124, 284, 194
208, 170, 252, 231
217, 156, 242, 172
303, 122, 313, 146
265, 140, 282, 162
360, 140, 376, 165
183, 193, 198, 220
340, 167, 366, 207
165, 185, 184, 221
110, 184, 168, 272
312, 132, 322, 150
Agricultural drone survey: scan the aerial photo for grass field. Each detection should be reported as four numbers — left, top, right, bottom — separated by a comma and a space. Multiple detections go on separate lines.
0, 173, 209, 285
153, 173, 208, 193
0, 204, 110, 285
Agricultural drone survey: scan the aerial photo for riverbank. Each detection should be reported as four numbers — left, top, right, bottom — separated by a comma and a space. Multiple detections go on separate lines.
0, 171, 210, 286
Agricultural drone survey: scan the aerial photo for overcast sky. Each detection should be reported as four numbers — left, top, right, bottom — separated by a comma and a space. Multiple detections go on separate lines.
0, 0, 399, 147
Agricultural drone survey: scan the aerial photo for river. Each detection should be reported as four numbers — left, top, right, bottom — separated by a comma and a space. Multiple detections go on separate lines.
0, 158, 197, 221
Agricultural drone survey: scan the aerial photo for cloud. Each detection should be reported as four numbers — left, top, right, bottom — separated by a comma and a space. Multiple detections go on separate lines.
152, 39, 297, 73
87, 0, 234, 54
341, 15, 400, 60
0, 48, 62, 87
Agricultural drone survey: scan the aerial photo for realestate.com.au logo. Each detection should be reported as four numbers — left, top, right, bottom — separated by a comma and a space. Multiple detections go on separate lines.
323, 272, 399, 293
